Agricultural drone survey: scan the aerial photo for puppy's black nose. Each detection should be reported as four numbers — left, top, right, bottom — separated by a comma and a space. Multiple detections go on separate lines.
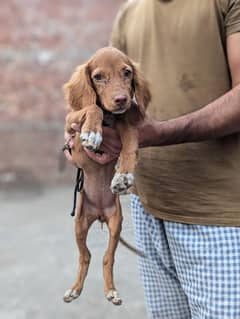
114, 95, 127, 105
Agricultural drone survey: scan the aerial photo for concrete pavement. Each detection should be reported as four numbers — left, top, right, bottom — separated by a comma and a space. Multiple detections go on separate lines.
0, 186, 147, 319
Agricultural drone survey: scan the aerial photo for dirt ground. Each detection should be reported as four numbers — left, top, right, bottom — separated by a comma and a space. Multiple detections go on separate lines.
0, 186, 147, 319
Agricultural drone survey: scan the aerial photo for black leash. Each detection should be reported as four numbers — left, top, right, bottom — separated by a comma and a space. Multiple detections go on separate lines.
62, 142, 84, 217
70, 167, 84, 217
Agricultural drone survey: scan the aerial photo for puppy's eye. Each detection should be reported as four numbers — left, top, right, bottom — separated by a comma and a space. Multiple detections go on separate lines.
93, 73, 103, 81
123, 69, 132, 78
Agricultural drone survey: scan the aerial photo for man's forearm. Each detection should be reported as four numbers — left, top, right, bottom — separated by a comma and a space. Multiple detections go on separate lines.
140, 84, 240, 147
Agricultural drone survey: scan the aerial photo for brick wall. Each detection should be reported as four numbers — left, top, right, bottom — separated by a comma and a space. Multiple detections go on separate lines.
0, 0, 124, 189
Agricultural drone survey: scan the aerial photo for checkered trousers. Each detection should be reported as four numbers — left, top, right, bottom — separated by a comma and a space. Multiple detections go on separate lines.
130, 194, 240, 319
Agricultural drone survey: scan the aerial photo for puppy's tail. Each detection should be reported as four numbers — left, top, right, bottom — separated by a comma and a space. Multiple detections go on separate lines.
119, 236, 145, 257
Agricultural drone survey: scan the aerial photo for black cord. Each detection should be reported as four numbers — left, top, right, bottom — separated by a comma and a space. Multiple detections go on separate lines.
70, 168, 84, 217
61, 142, 84, 217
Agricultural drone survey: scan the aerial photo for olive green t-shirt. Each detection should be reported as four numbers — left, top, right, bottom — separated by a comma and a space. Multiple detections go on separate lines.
111, 0, 240, 226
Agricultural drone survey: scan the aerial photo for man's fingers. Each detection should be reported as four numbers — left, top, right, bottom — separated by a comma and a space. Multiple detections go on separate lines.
84, 148, 118, 165
71, 123, 81, 132
100, 127, 122, 154
64, 131, 71, 141
64, 123, 121, 165
64, 150, 74, 164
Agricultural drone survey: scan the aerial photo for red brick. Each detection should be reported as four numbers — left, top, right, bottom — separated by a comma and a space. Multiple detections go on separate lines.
0, 0, 124, 187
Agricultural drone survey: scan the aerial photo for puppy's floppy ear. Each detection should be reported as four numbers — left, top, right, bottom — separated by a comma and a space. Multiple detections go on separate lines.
131, 62, 151, 117
63, 63, 96, 111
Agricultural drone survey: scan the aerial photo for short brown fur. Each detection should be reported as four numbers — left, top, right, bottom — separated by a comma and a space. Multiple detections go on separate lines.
63, 47, 151, 305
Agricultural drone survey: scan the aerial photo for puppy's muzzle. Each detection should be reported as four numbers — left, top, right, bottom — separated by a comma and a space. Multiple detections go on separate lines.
112, 94, 128, 114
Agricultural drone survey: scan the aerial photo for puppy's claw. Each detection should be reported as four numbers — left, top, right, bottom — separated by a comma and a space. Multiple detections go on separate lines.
63, 288, 81, 303
110, 173, 134, 194
106, 289, 122, 306
80, 131, 102, 150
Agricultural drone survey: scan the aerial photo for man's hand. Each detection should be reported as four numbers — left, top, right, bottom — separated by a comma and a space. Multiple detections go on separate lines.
84, 126, 121, 165
63, 115, 160, 165
64, 123, 122, 165
63, 131, 76, 165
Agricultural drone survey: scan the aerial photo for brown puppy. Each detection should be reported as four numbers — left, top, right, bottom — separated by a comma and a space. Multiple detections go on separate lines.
63, 47, 151, 305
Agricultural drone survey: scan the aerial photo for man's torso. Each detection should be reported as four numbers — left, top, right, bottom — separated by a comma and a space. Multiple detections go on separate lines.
112, 0, 240, 225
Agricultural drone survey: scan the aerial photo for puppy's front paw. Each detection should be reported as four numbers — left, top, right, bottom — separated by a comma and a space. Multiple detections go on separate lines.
80, 131, 102, 151
110, 173, 134, 194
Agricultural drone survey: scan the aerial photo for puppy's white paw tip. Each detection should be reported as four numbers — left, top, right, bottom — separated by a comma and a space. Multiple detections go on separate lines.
110, 173, 134, 194
80, 131, 102, 150
106, 289, 122, 306
63, 289, 81, 303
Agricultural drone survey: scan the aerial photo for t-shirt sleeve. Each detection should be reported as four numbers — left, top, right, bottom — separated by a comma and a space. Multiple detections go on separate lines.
109, 3, 128, 53
225, 0, 240, 36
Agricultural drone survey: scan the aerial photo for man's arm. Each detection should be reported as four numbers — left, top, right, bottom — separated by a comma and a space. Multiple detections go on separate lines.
140, 84, 240, 147
139, 33, 240, 147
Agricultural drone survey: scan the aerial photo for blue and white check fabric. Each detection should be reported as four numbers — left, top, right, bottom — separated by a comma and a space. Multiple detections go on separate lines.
131, 194, 240, 319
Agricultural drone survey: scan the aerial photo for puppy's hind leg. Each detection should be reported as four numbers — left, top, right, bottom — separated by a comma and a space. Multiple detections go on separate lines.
103, 198, 123, 305
64, 196, 95, 303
